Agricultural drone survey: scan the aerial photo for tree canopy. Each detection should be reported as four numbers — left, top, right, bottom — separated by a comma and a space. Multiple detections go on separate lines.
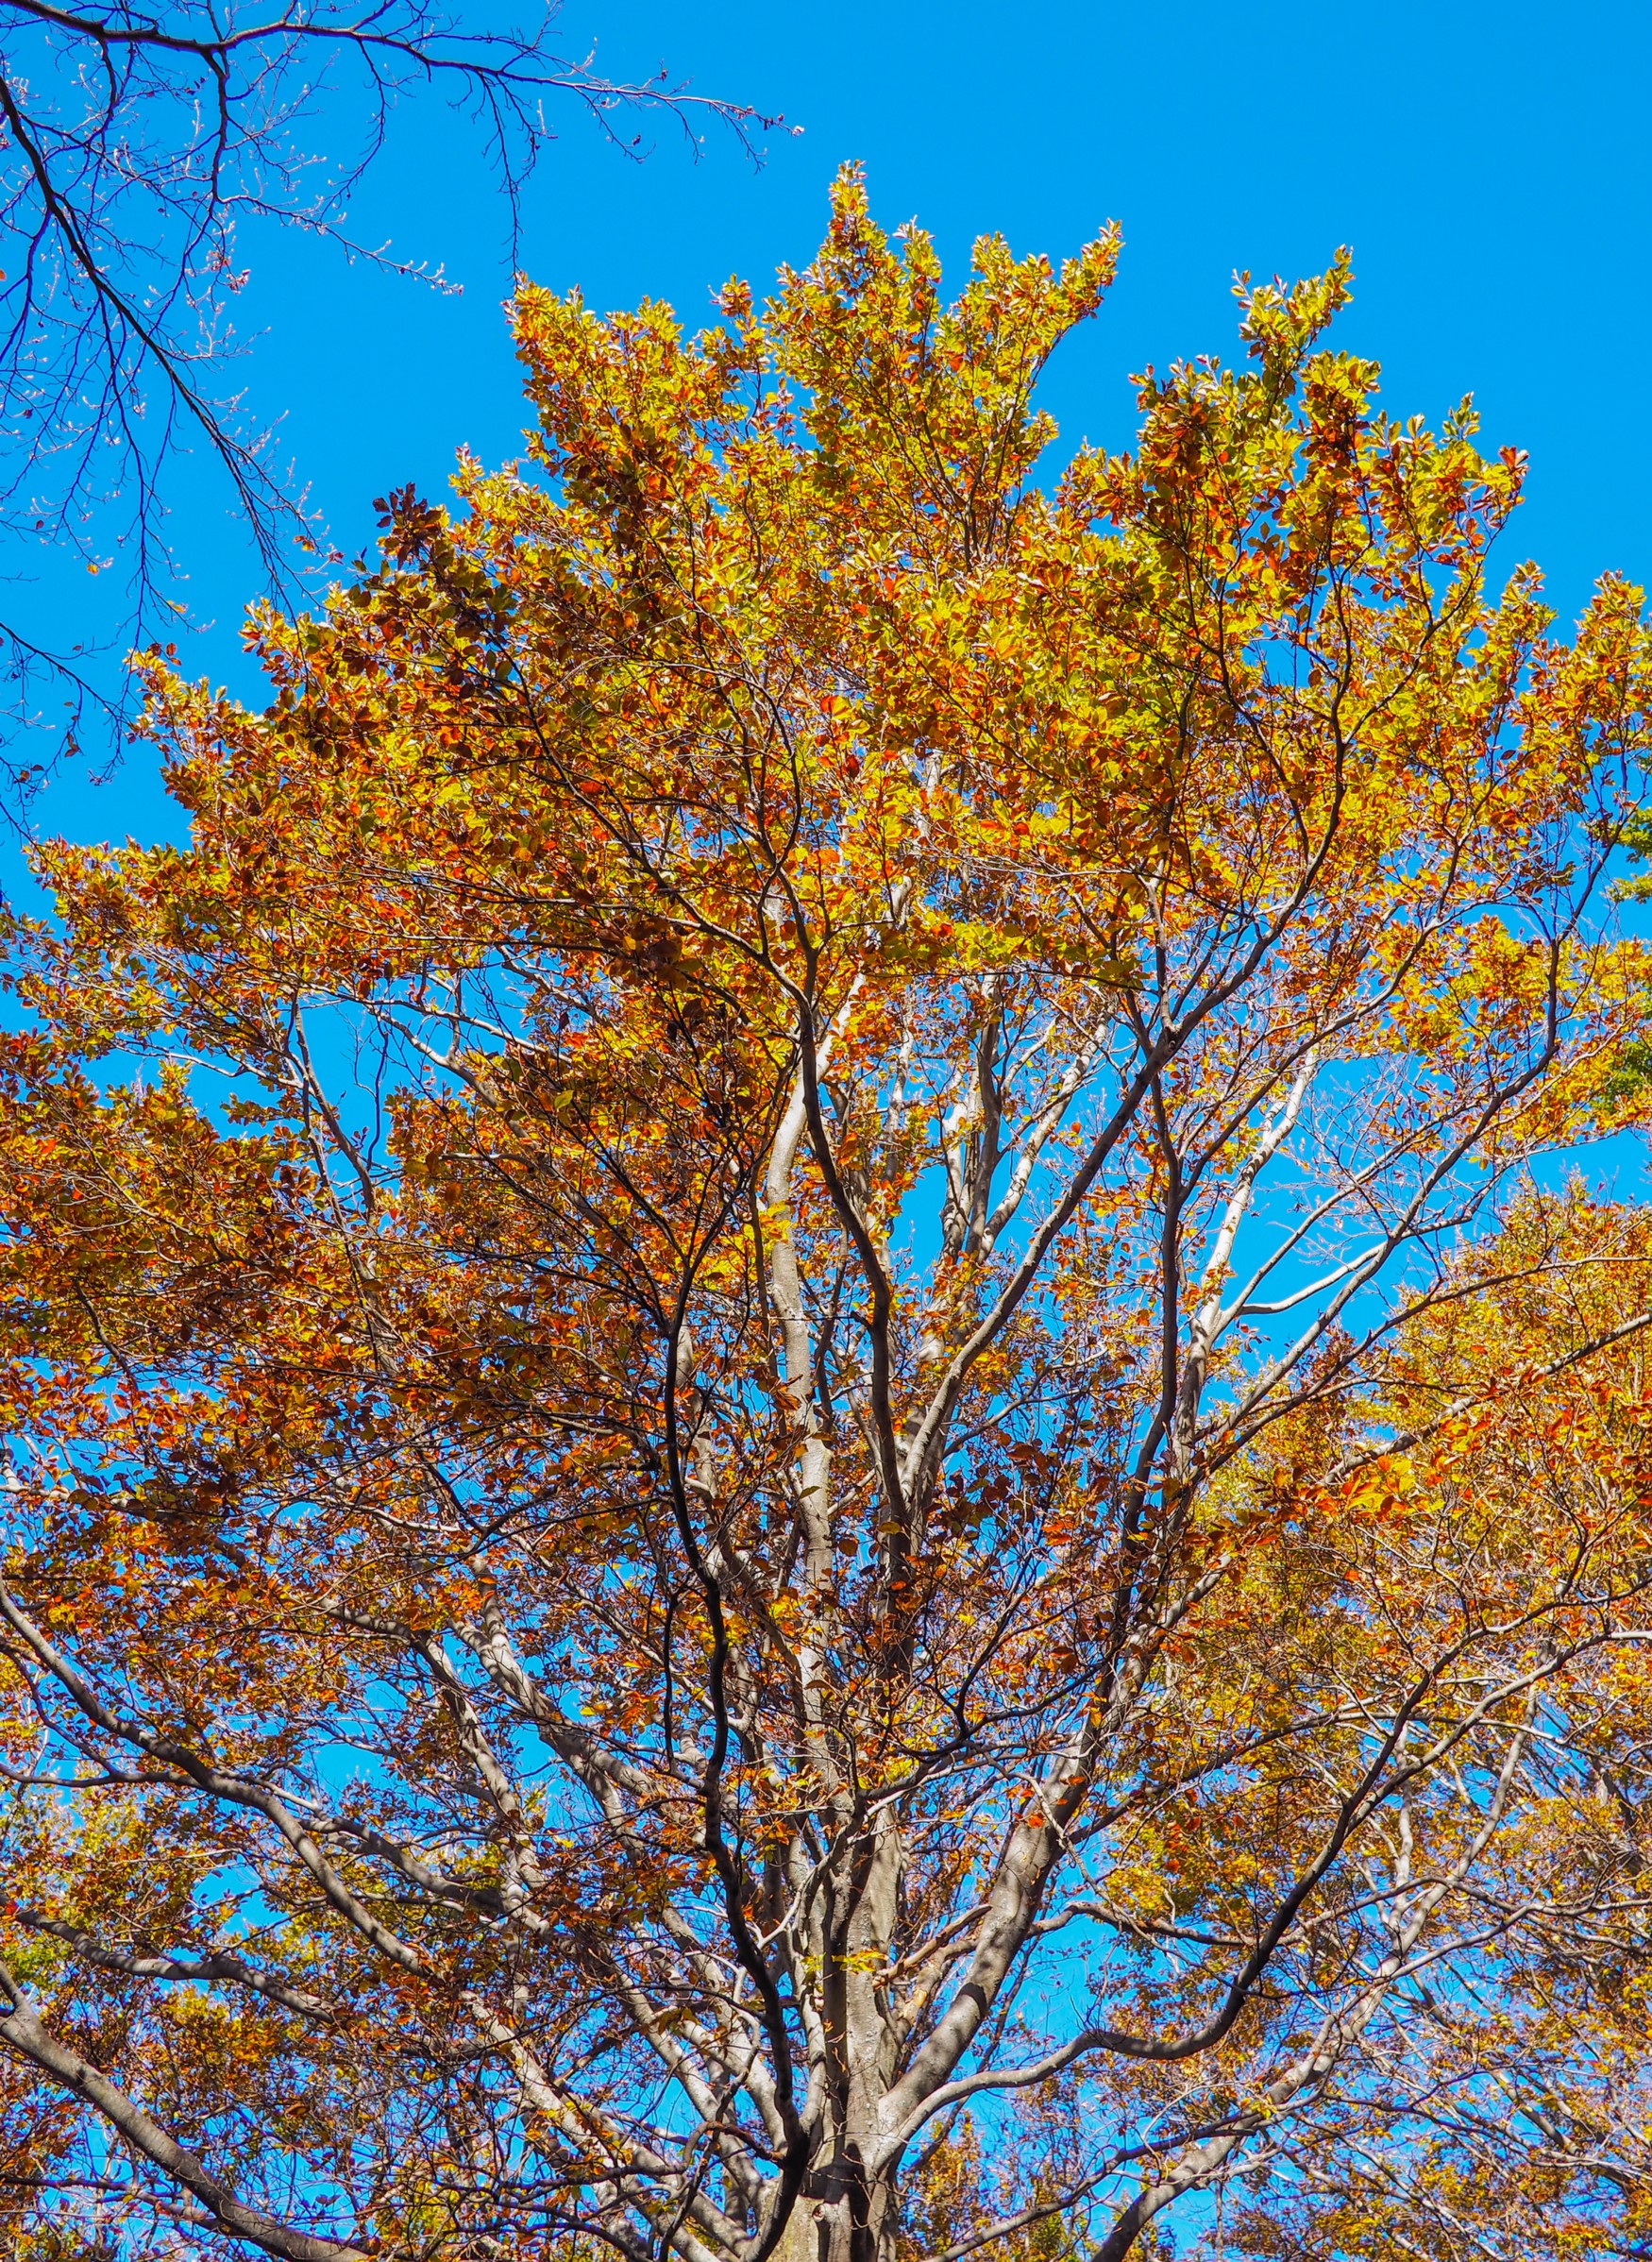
4, 168, 1652, 2262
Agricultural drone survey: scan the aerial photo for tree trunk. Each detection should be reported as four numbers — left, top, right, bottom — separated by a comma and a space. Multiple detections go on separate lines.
774, 2174, 897, 2262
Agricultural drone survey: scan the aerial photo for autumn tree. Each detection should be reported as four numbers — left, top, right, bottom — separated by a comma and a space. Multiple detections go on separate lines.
3, 169, 1652, 2262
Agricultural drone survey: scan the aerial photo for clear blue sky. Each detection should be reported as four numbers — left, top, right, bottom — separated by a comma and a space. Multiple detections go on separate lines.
32, 0, 1652, 845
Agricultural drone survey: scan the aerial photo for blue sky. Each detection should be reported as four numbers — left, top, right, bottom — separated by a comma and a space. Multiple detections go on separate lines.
25, 0, 1652, 848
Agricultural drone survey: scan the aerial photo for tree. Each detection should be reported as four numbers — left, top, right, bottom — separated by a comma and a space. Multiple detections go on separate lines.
2, 167, 1652, 2262
0, 0, 773, 780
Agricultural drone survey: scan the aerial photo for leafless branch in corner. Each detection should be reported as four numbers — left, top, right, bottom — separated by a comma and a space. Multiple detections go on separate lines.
0, 0, 784, 796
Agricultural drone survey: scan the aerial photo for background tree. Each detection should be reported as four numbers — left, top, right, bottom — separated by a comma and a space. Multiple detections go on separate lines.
2, 170, 1652, 2262
0, 0, 772, 783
